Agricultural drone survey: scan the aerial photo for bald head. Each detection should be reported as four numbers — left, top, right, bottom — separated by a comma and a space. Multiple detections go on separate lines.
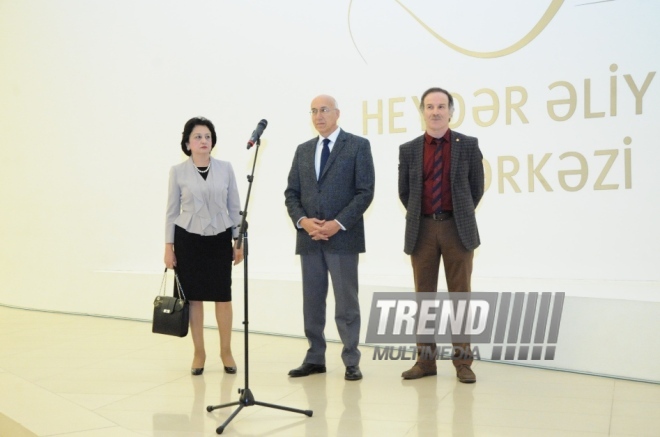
310, 95, 341, 137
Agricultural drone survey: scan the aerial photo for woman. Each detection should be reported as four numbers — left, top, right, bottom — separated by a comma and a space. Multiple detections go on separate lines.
164, 116, 243, 375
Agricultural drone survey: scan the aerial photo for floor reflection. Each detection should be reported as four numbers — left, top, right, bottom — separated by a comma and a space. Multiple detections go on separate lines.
451, 381, 475, 437
338, 380, 363, 435
1, 306, 656, 436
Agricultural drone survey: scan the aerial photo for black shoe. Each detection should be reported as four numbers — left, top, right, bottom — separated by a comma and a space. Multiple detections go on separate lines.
191, 367, 204, 376
344, 365, 362, 381
224, 366, 237, 374
288, 363, 326, 377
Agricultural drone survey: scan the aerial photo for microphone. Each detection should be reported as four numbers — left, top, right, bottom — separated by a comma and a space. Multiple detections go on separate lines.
247, 119, 268, 149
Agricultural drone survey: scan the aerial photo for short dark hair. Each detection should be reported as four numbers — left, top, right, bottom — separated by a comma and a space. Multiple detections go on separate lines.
419, 87, 454, 112
181, 117, 217, 156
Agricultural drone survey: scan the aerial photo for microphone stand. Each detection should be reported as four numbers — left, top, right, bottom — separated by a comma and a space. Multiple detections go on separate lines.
206, 138, 313, 434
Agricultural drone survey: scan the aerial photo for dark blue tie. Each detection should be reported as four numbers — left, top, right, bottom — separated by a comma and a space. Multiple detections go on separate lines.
319, 138, 330, 177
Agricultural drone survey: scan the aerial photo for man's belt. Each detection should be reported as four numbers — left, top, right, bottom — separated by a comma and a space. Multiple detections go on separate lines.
422, 211, 453, 221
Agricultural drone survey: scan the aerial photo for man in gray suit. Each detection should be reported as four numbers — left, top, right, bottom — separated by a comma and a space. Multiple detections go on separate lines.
398, 87, 484, 383
285, 94, 375, 381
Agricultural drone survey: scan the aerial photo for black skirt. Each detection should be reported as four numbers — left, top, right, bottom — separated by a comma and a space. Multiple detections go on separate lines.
173, 225, 233, 302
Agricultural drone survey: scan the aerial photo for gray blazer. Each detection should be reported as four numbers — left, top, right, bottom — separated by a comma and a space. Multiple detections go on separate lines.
165, 157, 241, 243
398, 131, 484, 254
285, 129, 375, 255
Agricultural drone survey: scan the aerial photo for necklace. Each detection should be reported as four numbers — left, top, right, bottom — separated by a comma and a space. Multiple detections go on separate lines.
195, 160, 210, 174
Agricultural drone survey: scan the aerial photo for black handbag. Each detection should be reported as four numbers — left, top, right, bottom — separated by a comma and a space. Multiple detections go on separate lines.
152, 268, 189, 337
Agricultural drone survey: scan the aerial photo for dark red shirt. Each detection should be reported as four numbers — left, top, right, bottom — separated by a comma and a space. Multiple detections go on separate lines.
422, 130, 453, 214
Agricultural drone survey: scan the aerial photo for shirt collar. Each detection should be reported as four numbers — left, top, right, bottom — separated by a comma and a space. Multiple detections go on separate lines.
318, 127, 341, 147
424, 129, 451, 146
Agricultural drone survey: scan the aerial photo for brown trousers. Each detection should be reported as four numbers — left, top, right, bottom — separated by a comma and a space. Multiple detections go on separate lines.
411, 216, 474, 368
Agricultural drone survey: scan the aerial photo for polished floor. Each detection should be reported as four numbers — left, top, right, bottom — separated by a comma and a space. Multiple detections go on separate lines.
0, 306, 658, 436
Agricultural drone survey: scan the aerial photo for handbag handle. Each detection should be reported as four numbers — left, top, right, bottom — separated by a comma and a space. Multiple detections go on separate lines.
160, 267, 187, 301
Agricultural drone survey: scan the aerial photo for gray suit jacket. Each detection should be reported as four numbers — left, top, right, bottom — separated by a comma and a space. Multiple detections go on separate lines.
165, 157, 241, 243
285, 129, 375, 255
398, 131, 484, 254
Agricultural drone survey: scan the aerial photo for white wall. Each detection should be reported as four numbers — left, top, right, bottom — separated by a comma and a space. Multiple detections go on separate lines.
1, 0, 658, 382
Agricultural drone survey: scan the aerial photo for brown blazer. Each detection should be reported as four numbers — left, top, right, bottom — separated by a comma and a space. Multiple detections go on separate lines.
398, 130, 484, 254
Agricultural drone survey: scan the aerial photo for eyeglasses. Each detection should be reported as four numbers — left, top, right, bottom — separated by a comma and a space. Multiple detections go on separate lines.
309, 107, 336, 115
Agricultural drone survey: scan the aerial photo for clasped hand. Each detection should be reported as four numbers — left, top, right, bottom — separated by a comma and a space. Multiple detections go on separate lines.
302, 218, 340, 241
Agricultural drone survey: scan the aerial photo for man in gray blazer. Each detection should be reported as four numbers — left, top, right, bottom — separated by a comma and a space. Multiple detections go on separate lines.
285, 94, 375, 381
398, 87, 484, 383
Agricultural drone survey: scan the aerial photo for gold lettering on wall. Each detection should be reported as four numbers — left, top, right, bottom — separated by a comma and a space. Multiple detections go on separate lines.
528, 153, 553, 192
584, 79, 605, 119
498, 156, 521, 193
361, 65, 655, 133
624, 71, 656, 114
483, 158, 492, 192
473, 88, 499, 127
594, 150, 619, 190
547, 81, 577, 121
558, 152, 588, 192
362, 99, 383, 135
624, 137, 632, 189
610, 64, 618, 116
506, 86, 529, 125
388, 97, 406, 134
482, 147, 632, 194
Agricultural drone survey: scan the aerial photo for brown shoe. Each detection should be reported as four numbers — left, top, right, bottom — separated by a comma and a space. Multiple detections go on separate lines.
456, 365, 476, 383
401, 363, 437, 380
